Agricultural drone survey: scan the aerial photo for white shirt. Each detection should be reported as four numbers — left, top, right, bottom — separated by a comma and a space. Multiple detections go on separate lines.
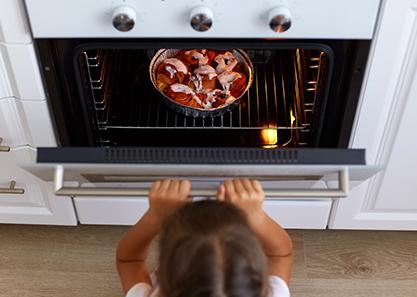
126, 275, 290, 297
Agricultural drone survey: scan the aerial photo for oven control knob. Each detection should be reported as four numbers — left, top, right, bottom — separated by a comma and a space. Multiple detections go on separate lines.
190, 6, 214, 32
268, 7, 292, 33
112, 6, 136, 32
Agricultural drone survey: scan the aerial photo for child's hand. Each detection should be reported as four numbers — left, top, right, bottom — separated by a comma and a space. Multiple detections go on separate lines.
148, 179, 191, 220
216, 179, 265, 222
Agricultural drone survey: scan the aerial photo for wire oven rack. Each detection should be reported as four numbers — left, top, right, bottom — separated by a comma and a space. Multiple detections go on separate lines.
82, 48, 327, 147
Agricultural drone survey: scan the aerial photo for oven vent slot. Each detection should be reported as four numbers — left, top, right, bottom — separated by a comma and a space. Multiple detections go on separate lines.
104, 148, 299, 164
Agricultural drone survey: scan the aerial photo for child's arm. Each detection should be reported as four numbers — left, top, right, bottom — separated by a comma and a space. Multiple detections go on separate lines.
217, 179, 293, 284
248, 209, 293, 285
116, 179, 191, 293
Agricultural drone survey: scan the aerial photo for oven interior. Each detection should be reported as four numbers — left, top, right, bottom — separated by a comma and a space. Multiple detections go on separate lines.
36, 39, 370, 149
77, 46, 330, 148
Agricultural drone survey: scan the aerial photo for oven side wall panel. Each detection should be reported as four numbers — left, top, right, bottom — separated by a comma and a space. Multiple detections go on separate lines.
330, 0, 417, 230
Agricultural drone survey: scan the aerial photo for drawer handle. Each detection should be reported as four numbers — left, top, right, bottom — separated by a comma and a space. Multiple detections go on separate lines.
53, 165, 349, 198
0, 137, 11, 152
0, 180, 25, 195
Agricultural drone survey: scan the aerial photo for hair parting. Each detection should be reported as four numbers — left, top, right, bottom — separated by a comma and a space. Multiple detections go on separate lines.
158, 200, 269, 297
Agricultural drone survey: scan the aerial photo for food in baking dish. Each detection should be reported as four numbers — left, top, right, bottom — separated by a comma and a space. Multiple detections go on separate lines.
155, 49, 250, 110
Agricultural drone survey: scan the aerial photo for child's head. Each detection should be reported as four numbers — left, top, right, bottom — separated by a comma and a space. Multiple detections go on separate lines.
158, 200, 268, 297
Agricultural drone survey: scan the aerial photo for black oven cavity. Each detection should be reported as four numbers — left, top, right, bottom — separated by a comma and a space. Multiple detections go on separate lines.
36, 40, 370, 149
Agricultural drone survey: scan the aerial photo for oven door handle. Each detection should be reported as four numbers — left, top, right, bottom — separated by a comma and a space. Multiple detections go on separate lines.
53, 166, 349, 198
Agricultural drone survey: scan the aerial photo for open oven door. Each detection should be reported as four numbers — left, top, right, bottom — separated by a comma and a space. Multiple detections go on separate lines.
19, 147, 381, 199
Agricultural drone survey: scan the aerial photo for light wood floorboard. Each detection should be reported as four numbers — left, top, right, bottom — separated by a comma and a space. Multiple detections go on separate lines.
0, 225, 416, 297
302, 230, 417, 280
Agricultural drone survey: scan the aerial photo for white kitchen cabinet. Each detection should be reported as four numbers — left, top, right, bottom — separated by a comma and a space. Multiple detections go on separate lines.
1, 1, 43, 101
0, 97, 56, 148
0, 42, 46, 100
0, 0, 32, 44
0, 98, 25, 148
0, 19, 75, 225
0, 147, 77, 225
329, 0, 417, 230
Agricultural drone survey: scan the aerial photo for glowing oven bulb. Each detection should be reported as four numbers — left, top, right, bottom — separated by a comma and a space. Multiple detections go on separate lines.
260, 128, 278, 148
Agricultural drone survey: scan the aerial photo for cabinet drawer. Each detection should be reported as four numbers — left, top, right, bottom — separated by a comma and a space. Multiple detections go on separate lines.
0, 147, 76, 225
74, 197, 332, 229
0, 97, 56, 148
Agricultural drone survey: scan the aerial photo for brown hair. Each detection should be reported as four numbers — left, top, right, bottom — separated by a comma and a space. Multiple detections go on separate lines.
158, 200, 269, 297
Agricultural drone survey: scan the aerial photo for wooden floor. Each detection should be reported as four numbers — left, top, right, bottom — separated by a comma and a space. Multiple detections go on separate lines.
0, 225, 416, 297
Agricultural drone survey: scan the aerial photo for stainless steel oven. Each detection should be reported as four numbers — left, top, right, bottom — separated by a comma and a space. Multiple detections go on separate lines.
21, 0, 382, 198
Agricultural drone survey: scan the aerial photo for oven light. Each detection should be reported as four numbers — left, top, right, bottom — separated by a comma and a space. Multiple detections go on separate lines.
260, 128, 278, 148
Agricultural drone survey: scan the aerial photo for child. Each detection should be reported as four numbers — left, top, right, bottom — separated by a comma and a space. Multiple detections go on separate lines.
116, 179, 293, 297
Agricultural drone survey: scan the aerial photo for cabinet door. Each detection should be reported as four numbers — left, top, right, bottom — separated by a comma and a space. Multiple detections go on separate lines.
0, 147, 77, 225
0, 97, 29, 148
0, 97, 56, 148
330, 0, 417, 230
0, 0, 32, 44
0, 42, 45, 100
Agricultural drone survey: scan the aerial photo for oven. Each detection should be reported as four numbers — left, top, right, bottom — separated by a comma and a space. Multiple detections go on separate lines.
21, 0, 381, 200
